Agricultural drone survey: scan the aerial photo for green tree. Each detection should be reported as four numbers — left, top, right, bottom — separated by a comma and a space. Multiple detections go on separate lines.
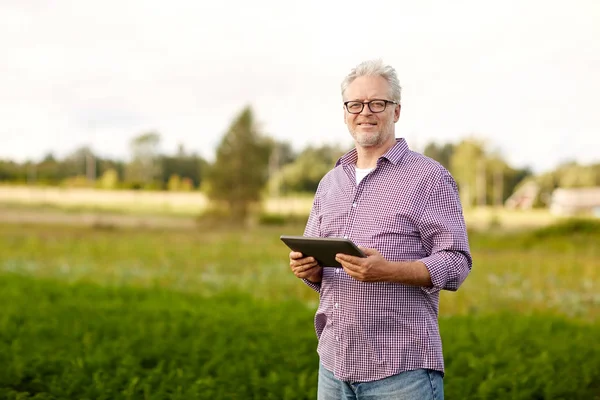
556, 162, 597, 188
125, 132, 162, 189
206, 106, 272, 221
423, 142, 455, 170
160, 145, 206, 190
167, 174, 181, 191
268, 144, 346, 194
450, 138, 486, 208
98, 168, 119, 190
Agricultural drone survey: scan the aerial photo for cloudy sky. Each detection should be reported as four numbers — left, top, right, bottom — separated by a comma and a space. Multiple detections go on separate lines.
1, 0, 598, 173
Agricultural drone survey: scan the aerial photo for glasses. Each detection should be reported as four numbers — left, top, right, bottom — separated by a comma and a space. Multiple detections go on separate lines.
344, 99, 397, 114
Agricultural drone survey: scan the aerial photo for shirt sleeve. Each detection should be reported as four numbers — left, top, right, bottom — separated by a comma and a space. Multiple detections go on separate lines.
417, 169, 472, 293
301, 193, 322, 293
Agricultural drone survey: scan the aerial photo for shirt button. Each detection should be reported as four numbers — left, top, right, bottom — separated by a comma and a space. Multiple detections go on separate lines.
335, 303, 339, 309
343, 235, 348, 239
352, 202, 357, 207
335, 269, 340, 274
335, 336, 339, 341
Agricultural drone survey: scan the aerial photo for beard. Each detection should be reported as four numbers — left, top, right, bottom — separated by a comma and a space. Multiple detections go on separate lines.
348, 119, 395, 147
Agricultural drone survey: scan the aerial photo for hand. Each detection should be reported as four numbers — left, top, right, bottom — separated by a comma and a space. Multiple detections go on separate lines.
335, 247, 394, 282
289, 251, 323, 283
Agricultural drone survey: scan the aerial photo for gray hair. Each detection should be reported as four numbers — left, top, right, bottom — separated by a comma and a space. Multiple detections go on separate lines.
340, 59, 402, 103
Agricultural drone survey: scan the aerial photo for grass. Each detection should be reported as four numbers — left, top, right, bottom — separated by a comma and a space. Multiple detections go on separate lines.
1, 220, 598, 320
0, 218, 599, 399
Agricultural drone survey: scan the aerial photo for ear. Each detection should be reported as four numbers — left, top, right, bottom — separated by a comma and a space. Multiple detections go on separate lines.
394, 104, 401, 122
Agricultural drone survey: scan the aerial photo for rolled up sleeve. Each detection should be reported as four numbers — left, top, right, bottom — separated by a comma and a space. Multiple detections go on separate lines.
418, 170, 472, 293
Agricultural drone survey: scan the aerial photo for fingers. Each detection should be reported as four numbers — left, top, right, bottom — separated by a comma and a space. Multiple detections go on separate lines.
289, 254, 320, 278
289, 251, 316, 266
335, 253, 363, 267
293, 264, 321, 279
289, 251, 304, 260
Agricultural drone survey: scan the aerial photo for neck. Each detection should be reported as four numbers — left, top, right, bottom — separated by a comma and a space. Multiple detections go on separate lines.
355, 137, 396, 169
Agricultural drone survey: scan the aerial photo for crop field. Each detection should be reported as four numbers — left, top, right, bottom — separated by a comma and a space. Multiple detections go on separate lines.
0, 185, 559, 231
1, 217, 599, 399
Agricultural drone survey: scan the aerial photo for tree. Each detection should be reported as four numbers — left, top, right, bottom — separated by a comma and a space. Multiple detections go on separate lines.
99, 168, 119, 189
206, 106, 272, 220
125, 132, 162, 189
450, 138, 486, 208
268, 144, 346, 194
161, 153, 205, 189
423, 142, 455, 170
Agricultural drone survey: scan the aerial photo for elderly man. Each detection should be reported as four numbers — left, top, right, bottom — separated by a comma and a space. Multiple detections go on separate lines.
289, 59, 472, 400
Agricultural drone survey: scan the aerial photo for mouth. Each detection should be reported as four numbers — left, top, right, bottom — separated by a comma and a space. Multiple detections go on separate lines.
357, 122, 377, 126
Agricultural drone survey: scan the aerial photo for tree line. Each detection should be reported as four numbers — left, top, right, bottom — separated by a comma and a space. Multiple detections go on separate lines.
1, 106, 598, 218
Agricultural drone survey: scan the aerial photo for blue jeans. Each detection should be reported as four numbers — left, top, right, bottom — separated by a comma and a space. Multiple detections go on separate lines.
317, 363, 444, 400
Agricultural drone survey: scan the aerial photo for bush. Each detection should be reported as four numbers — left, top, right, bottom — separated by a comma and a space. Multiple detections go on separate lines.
258, 213, 308, 227
531, 218, 600, 238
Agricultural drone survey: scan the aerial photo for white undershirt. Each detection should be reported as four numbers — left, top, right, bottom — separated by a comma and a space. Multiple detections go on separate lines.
355, 167, 373, 185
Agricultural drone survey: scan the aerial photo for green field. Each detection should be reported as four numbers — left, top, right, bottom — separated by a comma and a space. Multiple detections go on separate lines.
1, 219, 599, 399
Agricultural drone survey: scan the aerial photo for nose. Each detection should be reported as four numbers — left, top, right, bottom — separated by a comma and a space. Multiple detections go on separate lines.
359, 103, 373, 115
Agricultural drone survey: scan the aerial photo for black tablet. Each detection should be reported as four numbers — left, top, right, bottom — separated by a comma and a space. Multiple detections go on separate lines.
280, 235, 366, 268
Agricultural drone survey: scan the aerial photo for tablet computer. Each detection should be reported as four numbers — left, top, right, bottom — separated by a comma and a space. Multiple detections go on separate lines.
280, 235, 365, 268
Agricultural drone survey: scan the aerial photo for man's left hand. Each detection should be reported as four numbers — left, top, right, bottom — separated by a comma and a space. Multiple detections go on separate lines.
335, 247, 395, 282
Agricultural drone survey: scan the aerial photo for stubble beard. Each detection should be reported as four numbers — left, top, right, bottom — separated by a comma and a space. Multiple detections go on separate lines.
349, 119, 395, 148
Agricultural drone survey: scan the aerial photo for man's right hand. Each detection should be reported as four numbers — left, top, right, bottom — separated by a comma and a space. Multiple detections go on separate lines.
289, 251, 323, 283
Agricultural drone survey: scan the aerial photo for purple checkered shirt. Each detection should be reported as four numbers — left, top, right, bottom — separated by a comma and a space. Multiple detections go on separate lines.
303, 138, 472, 382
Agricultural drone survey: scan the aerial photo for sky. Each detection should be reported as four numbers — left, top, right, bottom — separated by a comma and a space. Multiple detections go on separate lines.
1, 0, 598, 174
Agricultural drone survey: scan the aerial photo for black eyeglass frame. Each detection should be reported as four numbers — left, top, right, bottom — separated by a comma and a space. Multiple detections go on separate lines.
343, 99, 398, 114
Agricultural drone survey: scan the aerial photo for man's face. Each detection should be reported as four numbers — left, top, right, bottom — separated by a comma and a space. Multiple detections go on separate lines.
343, 75, 400, 148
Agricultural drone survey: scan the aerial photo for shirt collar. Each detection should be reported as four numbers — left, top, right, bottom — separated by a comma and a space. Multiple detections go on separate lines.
335, 138, 410, 167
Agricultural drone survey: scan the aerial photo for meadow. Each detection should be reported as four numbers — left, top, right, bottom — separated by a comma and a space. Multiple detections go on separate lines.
1, 217, 599, 399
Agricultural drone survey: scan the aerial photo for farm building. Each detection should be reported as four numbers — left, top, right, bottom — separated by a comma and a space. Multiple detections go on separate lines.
549, 187, 600, 217
504, 181, 540, 210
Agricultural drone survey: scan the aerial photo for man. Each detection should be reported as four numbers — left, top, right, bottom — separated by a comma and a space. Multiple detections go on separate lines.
289, 59, 472, 400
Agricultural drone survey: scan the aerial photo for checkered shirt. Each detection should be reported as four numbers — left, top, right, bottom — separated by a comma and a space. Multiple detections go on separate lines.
303, 138, 472, 382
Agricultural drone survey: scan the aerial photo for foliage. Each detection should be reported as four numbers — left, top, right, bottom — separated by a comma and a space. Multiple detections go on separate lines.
555, 161, 600, 188
0, 219, 598, 318
257, 212, 309, 226
0, 274, 599, 399
125, 132, 162, 188
1, 126, 596, 208
99, 168, 119, 190
0, 276, 319, 400
426, 139, 532, 207
161, 144, 206, 190
205, 106, 272, 220
450, 138, 487, 207
442, 314, 600, 399
0, 220, 599, 398
268, 144, 347, 194
529, 217, 600, 238
423, 141, 455, 170
534, 161, 600, 207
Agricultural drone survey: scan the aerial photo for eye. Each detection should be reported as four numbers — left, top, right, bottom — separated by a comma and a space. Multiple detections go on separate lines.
371, 101, 385, 109
347, 102, 362, 111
